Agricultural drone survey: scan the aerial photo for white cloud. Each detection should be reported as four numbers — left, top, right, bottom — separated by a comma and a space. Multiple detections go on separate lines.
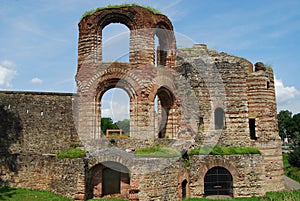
101, 88, 130, 122
275, 77, 300, 103
0, 60, 16, 89
275, 77, 300, 114
31, 77, 43, 84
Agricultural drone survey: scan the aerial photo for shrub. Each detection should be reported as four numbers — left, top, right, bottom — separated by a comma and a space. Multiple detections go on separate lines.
57, 148, 85, 159
288, 146, 300, 167
188, 145, 261, 156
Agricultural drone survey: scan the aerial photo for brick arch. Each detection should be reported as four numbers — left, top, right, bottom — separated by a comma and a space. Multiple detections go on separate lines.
154, 21, 175, 50
88, 149, 135, 171
202, 159, 238, 184
95, 12, 137, 31
86, 151, 132, 200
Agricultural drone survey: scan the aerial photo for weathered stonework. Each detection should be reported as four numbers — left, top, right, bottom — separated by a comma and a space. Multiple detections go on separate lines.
0, 4, 284, 201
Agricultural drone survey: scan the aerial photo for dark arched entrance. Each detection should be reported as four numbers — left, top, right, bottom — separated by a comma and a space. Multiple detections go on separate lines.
182, 179, 188, 199
204, 166, 233, 197
88, 162, 130, 199
102, 167, 121, 195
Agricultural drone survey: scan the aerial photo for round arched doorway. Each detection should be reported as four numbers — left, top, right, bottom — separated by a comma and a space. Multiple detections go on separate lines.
204, 166, 233, 197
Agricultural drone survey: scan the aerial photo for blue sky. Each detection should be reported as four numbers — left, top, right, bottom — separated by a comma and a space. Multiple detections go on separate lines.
0, 0, 300, 116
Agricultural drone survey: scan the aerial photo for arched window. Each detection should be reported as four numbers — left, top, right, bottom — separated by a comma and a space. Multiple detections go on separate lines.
101, 88, 130, 137
102, 23, 130, 62
214, 108, 225, 130
204, 167, 233, 197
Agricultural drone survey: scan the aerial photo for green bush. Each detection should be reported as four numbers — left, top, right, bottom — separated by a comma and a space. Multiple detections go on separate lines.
57, 148, 85, 159
283, 153, 300, 183
288, 146, 300, 167
188, 145, 261, 156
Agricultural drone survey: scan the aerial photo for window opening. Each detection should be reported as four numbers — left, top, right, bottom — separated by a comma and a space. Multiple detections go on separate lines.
154, 35, 159, 67
249, 118, 257, 140
100, 88, 130, 137
215, 108, 225, 130
102, 23, 130, 62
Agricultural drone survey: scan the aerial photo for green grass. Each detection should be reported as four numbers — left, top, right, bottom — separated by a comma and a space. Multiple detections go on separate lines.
188, 145, 261, 156
88, 199, 128, 201
0, 186, 71, 201
56, 148, 85, 159
135, 146, 181, 158
81, 4, 161, 20
183, 190, 300, 201
283, 153, 300, 183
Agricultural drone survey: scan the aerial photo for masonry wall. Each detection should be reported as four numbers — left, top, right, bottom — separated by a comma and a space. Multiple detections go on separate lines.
189, 154, 265, 198
0, 154, 85, 199
0, 91, 83, 199
0, 91, 78, 155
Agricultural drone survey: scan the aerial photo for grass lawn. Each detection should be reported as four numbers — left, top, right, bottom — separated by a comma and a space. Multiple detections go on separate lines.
0, 186, 71, 201
282, 153, 300, 183
183, 190, 300, 201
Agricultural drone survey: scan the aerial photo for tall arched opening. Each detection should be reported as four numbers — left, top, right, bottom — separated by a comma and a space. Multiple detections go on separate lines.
204, 166, 233, 197
100, 88, 130, 137
102, 23, 130, 62
154, 86, 175, 138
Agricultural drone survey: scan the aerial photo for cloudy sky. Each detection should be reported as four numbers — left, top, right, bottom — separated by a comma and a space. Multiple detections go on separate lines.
0, 0, 300, 119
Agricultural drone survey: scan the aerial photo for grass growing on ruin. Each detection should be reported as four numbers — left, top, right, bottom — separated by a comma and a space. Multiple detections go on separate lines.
135, 146, 181, 158
188, 145, 261, 156
183, 190, 300, 201
81, 4, 161, 20
0, 186, 71, 201
56, 148, 85, 159
283, 153, 300, 183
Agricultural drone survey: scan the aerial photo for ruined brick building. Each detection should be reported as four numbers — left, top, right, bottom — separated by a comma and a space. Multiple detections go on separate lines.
0, 5, 285, 200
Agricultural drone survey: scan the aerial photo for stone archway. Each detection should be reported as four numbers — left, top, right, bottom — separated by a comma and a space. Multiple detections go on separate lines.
204, 166, 233, 197
87, 161, 130, 199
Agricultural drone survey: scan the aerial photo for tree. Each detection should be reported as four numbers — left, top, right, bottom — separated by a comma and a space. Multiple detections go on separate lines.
101, 117, 118, 135
115, 119, 130, 135
288, 146, 300, 167
278, 110, 297, 140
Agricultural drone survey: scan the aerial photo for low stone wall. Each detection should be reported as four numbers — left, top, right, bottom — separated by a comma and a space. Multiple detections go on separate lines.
0, 153, 85, 199
189, 154, 265, 198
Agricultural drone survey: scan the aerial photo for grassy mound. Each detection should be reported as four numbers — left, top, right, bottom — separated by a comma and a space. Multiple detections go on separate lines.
135, 146, 181, 158
81, 4, 161, 20
0, 186, 71, 201
56, 148, 85, 159
188, 145, 261, 156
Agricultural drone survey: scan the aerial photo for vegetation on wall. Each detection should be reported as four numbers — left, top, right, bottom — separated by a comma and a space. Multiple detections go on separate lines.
81, 4, 161, 20
56, 148, 85, 159
187, 145, 261, 156
135, 146, 181, 158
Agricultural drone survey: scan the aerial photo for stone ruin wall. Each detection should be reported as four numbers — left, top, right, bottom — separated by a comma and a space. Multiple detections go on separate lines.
0, 91, 86, 198
0, 5, 285, 200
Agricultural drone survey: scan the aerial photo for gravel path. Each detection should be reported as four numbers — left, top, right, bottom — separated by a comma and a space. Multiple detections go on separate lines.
284, 175, 300, 190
